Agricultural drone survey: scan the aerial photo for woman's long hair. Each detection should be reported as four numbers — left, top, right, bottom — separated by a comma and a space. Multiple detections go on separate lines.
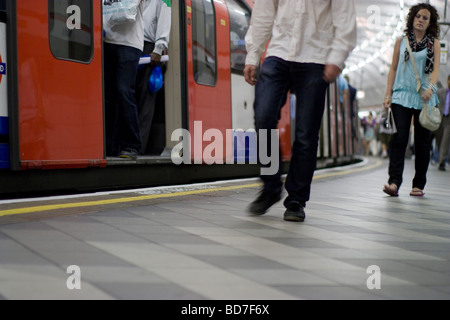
404, 3, 440, 38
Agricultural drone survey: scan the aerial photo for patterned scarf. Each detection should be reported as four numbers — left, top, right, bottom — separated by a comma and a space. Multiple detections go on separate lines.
404, 31, 434, 74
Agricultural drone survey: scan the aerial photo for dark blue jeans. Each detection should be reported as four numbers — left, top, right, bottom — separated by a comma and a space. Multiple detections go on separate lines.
388, 103, 431, 190
104, 43, 142, 155
254, 57, 329, 208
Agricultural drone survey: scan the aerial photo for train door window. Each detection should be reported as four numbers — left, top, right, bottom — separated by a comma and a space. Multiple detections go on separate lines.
191, 0, 217, 86
49, 0, 93, 63
226, 0, 250, 73
0, 0, 5, 11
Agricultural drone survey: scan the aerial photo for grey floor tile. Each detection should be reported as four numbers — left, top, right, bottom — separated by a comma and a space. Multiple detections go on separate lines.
369, 285, 450, 300
381, 270, 450, 286
1, 159, 449, 299
274, 285, 385, 300
268, 237, 346, 248
338, 259, 428, 272
79, 266, 169, 284
93, 282, 206, 300
194, 255, 294, 270
400, 259, 450, 272
0, 251, 52, 265
138, 233, 217, 245
163, 244, 249, 256
231, 268, 338, 286
37, 250, 135, 268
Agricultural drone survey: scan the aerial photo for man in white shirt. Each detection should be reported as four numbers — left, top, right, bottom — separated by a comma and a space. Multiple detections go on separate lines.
136, 0, 172, 155
244, 0, 357, 222
104, 0, 149, 159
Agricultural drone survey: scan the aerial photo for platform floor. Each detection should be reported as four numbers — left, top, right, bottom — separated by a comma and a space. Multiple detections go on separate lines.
0, 158, 449, 300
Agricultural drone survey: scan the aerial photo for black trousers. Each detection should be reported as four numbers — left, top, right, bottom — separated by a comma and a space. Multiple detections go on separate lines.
253, 57, 328, 208
104, 43, 142, 156
388, 103, 431, 190
136, 42, 161, 155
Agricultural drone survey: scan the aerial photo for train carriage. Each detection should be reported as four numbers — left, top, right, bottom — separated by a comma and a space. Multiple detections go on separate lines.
0, 0, 356, 197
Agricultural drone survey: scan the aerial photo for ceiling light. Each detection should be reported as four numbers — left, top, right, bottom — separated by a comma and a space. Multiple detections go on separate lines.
344, 3, 406, 75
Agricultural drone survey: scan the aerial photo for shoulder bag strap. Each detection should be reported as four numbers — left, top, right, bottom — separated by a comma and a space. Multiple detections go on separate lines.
404, 36, 422, 93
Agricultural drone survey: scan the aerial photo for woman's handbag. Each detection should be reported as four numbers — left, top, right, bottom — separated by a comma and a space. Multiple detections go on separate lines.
404, 36, 441, 131
103, 0, 141, 28
379, 107, 397, 135
419, 103, 442, 131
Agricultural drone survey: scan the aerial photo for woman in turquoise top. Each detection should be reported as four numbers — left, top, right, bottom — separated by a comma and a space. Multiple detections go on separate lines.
383, 3, 440, 197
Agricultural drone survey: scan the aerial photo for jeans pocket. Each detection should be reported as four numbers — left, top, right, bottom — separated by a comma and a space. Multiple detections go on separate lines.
260, 57, 287, 78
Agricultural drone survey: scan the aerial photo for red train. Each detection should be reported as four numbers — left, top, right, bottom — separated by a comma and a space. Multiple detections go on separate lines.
0, 0, 357, 197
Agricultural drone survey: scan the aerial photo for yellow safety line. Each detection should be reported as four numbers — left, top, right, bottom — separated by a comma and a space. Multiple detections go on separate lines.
0, 160, 382, 217
0, 184, 261, 217
313, 159, 382, 180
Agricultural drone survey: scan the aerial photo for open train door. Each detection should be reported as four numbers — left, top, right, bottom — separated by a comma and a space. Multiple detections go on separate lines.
10, 0, 104, 170
185, 0, 232, 163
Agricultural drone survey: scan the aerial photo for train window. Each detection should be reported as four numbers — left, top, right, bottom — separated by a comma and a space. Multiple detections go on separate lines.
192, 0, 217, 86
49, 0, 93, 63
226, 0, 251, 73
0, 0, 5, 11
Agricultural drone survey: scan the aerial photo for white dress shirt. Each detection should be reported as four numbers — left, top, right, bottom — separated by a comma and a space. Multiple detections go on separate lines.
143, 0, 172, 55
245, 0, 357, 70
104, 0, 149, 52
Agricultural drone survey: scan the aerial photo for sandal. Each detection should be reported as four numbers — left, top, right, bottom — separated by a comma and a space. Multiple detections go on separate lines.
383, 183, 399, 197
410, 188, 424, 197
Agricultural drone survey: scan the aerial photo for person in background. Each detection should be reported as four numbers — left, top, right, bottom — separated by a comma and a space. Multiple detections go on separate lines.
104, 0, 149, 159
137, 0, 172, 155
244, 0, 356, 222
382, 3, 440, 197
436, 74, 450, 171
377, 111, 392, 158
362, 112, 377, 156
379, 129, 392, 158
338, 73, 350, 109
345, 75, 359, 151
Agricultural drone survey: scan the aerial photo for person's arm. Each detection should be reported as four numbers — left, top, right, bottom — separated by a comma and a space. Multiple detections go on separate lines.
384, 37, 402, 109
324, 0, 357, 82
243, 0, 277, 85
153, 0, 171, 56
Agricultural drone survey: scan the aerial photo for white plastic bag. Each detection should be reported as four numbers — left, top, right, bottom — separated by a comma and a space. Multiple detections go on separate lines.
103, 0, 141, 28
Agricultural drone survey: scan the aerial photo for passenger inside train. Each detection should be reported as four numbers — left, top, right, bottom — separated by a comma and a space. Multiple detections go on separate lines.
136, 0, 171, 156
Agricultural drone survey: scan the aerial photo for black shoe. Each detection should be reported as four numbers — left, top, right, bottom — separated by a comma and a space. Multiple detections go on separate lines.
247, 190, 281, 215
438, 164, 446, 171
284, 203, 306, 222
120, 149, 139, 160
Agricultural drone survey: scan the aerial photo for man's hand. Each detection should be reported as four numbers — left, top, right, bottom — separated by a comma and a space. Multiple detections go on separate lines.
150, 52, 162, 66
244, 65, 258, 86
323, 64, 342, 83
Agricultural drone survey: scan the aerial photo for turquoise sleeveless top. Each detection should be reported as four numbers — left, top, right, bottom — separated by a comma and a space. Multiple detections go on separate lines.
391, 37, 439, 109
